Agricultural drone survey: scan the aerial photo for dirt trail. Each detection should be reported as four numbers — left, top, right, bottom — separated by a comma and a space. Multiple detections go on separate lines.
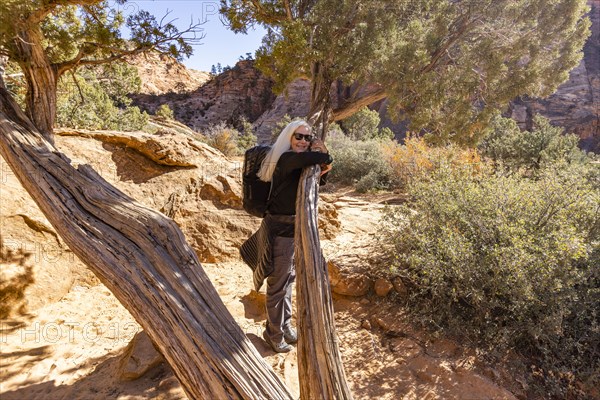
0, 192, 518, 399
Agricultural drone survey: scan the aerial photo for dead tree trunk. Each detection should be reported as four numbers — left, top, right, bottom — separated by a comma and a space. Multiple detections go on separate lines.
295, 165, 353, 400
0, 79, 292, 400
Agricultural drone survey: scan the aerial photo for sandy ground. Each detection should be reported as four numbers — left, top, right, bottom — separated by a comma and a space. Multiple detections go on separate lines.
0, 193, 520, 400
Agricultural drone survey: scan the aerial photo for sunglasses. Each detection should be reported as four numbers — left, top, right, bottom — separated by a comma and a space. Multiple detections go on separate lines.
293, 133, 314, 142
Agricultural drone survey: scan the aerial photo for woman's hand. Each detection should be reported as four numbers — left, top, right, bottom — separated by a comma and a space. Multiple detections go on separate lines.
310, 139, 330, 176
310, 139, 328, 154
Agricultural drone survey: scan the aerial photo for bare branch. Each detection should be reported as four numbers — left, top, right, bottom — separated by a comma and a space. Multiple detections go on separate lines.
56, 43, 152, 75
283, 0, 293, 20
56, 18, 205, 76
69, 68, 85, 103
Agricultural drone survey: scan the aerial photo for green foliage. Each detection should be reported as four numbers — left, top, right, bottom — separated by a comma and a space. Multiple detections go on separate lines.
381, 160, 600, 393
237, 117, 257, 152
155, 104, 174, 120
480, 113, 590, 171
341, 107, 395, 140
221, 0, 591, 144
378, 127, 395, 141
56, 62, 148, 131
3, 60, 26, 108
270, 114, 293, 143
2, 1, 122, 65
341, 107, 380, 140
327, 131, 392, 192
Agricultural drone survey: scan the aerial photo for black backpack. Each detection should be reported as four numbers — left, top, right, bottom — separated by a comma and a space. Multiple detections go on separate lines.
242, 145, 284, 217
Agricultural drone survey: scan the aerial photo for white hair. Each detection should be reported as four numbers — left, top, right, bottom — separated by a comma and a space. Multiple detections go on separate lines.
257, 120, 311, 182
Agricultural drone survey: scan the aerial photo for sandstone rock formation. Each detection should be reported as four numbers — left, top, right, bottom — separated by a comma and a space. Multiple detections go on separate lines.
52, 127, 259, 264
328, 260, 372, 297
127, 52, 209, 95
131, 60, 276, 134
0, 123, 257, 317
253, 79, 312, 141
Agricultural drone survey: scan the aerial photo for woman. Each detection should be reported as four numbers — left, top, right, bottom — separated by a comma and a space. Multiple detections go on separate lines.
241, 120, 332, 353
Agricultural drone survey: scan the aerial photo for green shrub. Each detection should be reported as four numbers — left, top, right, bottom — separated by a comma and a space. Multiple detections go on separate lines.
381, 160, 599, 392
480, 113, 590, 171
378, 127, 395, 140
341, 106, 393, 140
3, 61, 26, 109
155, 104, 174, 120
56, 62, 148, 131
237, 116, 257, 152
327, 131, 392, 192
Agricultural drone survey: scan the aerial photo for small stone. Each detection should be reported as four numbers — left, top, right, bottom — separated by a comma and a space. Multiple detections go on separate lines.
373, 317, 390, 331
360, 298, 370, 305
158, 376, 181, 391
374, 278, 393, 297
392, 277, 408, 296
361, 320, 372, 330
119, 331, 164, 381
390, 337, 423, 360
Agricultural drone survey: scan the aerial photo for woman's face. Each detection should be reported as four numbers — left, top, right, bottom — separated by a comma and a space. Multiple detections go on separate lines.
290, 125, 313, 153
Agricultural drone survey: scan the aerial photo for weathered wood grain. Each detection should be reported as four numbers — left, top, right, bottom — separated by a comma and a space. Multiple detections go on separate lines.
295, 165, 353, 400
0, 81, 293, 400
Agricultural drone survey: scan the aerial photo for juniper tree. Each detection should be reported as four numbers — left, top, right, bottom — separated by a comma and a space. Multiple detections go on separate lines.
0, 0, 203, 139
220, 0, 590, 144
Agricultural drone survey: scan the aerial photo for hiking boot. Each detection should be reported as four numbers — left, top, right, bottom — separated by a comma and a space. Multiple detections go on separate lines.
263, 330, 292, 353
283, 326, 298, 344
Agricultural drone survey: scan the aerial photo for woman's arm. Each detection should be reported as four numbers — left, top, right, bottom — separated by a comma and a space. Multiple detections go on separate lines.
277, 151, 332, 176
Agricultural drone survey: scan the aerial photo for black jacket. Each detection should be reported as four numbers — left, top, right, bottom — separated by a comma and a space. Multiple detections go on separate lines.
267, 151, 333, 216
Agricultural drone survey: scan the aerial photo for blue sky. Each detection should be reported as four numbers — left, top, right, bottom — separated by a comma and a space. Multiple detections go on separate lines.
120, 0, 267, 71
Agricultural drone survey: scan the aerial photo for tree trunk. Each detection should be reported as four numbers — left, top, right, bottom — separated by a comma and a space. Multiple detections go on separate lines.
0, 79, 293, 400
307, 61, 334, 140
13, 25, 57, 141
294, 165, 353, 400
331, 86, 387, 122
